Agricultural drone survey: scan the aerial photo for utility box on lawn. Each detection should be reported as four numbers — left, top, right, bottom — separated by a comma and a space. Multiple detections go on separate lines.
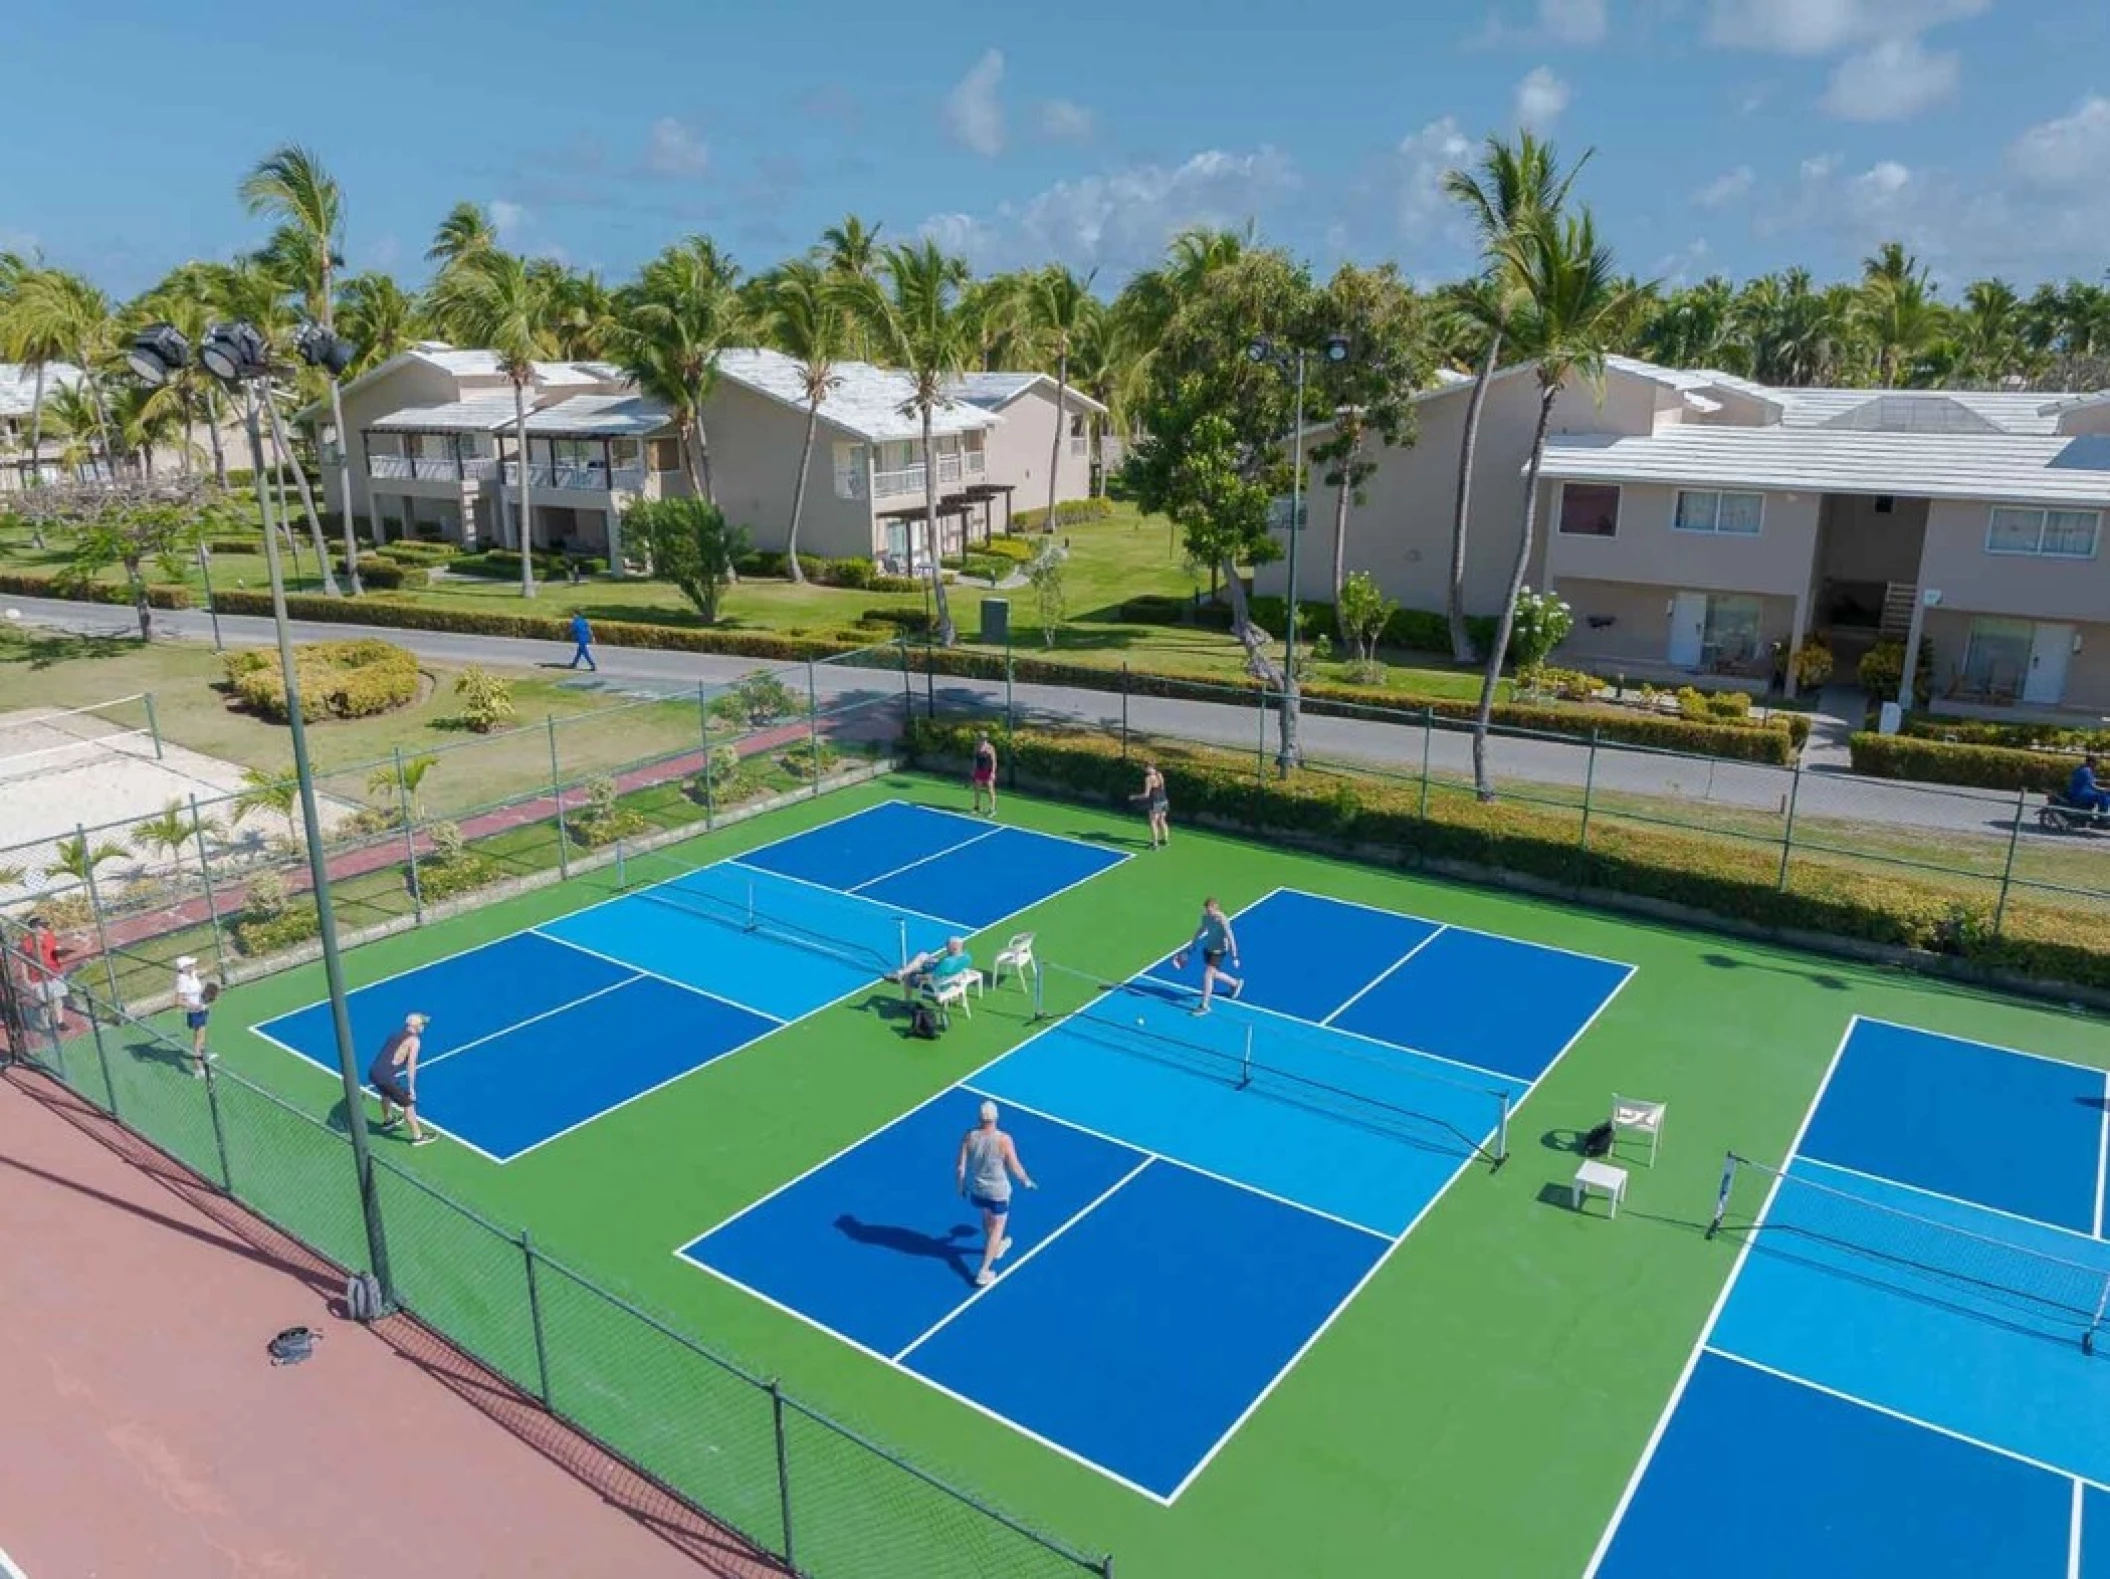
981, 598, 1010, 646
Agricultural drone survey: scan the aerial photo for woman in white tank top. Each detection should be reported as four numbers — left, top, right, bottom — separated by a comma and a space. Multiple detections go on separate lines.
956, 1099, 1036, 1287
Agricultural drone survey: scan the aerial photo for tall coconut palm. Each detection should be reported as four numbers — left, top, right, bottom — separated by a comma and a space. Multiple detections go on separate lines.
615, 237, 745, 505
1855, 244, 1946, 388
818, 214, 884, 360
1440, 134, 1591, 664
1467, 209, 1640, 799
243, 145, 363, 592
1020, 265, 1098, 533
1958, 278, 2027, 385
5, 266, 119, 474
431, 250, 556, 597
427, 202, 496, 279
846, 239, 976, 645
0, 262, 79, 532
542, 266, 620, 360
761, 260, 850, 582
1067, 306, 1132, 496
336, 271, 421, 376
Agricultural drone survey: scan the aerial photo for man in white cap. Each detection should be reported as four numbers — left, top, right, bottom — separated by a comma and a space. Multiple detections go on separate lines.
173, 955, 212, 1077
369, 1012, 435, 1146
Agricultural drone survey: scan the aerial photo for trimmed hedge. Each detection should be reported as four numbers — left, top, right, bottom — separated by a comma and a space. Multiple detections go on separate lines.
1848, 731, 2075, 793
906, 719, 2110, 991
1901, 715, 2110, 754
375, 540, 460, 566
454, 548, 608, 579
979, 536, 1037, 564
340, 555, 425, 592
0, 570, 193, 609
225, 637, 421, 723
1013, 497, 1117, 532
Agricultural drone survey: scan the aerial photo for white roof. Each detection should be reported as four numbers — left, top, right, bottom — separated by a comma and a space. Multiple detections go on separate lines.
367, 396, 522, 433
0, 362, 85, 420
945, 370, 1107, 414
406, 343, 605, 387
715, 347, 1000, 443
1773, 387, 2064, 436
1537, 426, 2110, 507
2040, 391, 2110, 417
521, 394, 671, 436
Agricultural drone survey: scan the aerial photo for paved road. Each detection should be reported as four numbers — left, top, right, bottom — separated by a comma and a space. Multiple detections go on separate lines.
0, 592, 2035, 842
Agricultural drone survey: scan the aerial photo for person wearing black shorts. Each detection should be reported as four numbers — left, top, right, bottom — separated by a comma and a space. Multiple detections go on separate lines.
369, 1012, 435, 1146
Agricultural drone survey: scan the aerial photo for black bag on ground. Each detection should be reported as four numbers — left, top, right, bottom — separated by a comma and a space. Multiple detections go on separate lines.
909, 1001, 942, 1040
1581, 1121, 1616, 1159
268, 1325, 320, 1366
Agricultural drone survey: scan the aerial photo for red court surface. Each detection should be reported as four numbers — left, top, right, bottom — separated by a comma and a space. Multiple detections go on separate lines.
0, 1067, 779, 1579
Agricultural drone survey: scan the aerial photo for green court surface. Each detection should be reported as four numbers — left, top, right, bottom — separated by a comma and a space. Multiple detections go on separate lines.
168, 773, 2106, 1576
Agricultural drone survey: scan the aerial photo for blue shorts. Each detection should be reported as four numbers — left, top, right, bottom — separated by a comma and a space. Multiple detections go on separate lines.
185, 1009, 210, 1030
969, 1193, 1010, 1217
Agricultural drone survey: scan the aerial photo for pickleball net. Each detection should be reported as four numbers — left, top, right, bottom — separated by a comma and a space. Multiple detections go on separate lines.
1031, 958, 1513, 1167
1709, 1153, 2110, 1354
614, 846, 912, 979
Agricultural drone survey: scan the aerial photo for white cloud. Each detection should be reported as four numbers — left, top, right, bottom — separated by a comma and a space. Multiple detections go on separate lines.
1038, 98, 1095, 143
918, 146, 1298, 275
1800, 151, 1842, 179
1539, 0, 1609, 43
1706, 0, 1988, 55
1651, 238, 1713, 285
1514, 66, 1572, 128
943, 49, 1006, 157
489, 200, 528, 240
1853, 158, 1914, 200
1694, 166, 1755, 207
2008, 95, 2110, 189
643, 117, 710, 177
1821, 36, 1960, 121
1391, 116, 1474, 222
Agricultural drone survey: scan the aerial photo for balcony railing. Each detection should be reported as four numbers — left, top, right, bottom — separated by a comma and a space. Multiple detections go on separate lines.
369, 453, 496, 483
501, 461, 647, 493
874, 464, 925, 498
873, 452, 984, 497
835, 468, 869, 501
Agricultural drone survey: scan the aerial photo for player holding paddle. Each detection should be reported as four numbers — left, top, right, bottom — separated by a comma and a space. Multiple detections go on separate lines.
1172, 896, 1243, 1015
371, 1012, 436, 1146
173, 955, 220, 1078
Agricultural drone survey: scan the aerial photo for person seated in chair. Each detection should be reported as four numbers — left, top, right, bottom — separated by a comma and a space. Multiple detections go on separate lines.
2068, 756, 2109, 815
890, 937, 975, 1000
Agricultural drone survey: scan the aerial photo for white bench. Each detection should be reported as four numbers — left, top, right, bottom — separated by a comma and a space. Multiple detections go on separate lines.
1573, 1159, 1629, 1219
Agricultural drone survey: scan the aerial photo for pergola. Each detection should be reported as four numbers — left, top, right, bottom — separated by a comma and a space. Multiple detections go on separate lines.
877, 482, 1016, 556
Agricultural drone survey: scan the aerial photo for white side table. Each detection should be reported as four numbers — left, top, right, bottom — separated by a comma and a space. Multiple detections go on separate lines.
1574, 1159, 1630, 1219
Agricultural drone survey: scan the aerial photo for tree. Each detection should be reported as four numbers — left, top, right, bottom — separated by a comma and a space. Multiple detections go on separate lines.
1307, 262, 1428, 618
427, 202, 496, 278
234, 764, 301, 847
45, 832, 126, 890
1021, 265, 1098, 533
32, 479, 211, 639
1466, 210, 1641, 800
817, 214, 883, 358
846, 240, 978, 645
366, 753, 436, 819
1441, 133, 1591, 664
626, 496, 747, 623
1024, 537, 1068, 647
242, 144, 363, 594
616, 237, 745, 505
760, 260, 850, 582
337, 271, 422, 376
1855, 244, 1948, 388
132, 799, 213, 868
4, 266, 119, 473
1335, 570, 1396, 675
1507, 586, 1575, 690
0, 262, 79, 539
430, 249, 555, 596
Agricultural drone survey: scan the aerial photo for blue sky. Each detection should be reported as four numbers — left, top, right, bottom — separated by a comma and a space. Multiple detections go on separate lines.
8, 0, 2109, 299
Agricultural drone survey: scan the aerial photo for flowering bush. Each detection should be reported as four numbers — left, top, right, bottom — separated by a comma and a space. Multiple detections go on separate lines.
1509, 587, 1574, 688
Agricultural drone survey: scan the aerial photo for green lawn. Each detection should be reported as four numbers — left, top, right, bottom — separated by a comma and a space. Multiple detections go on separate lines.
31, 771, 2104, 1578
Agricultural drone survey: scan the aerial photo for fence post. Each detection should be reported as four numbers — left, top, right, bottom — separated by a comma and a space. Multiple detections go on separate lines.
546, 716, 570, 881
203, 1061, 235, 1190
1255, 688, 1267, 784
84, 994, 119, 1119
144, 690, 163, 760
898, 637, 912, 732
1578, 731, 1600, 852
769, 1381, 797, 1568
1004, 625, 1015, 736
924, 642, 936, 722
806, 659, 822, 800
1120, 663, 1130, 762
1993, 787, 2027, 935
1776, 765, 1803, 893
1419, 707, 1434, 820
189, 794, 230, 982
395, 747, 424, 924
78, 823, 123, 1009
520, 1230, 554, 1408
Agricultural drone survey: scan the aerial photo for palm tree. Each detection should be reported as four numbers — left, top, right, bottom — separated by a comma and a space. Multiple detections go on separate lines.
1440, 132, 1591, 663
1958, 278, 2028, 385
615, 237, 745, 505
5, 266, 119, 473
1467, 210, 1640, 799
430, 250, 556, 597
1068, 307, 1132, 497
243, 145, 363, 592
818, 214, 883, 281
132, 799, 202, 867
847, 239, 976, 645
366, 754, 435, 819
336, 271, 421, 377
235, 765, 301, 848
1855, 244, 1946, 388
45, 832, 127, 891
427, 202, 496, 278
0, 263, 79, 535
542, 266, 620, 360
1020, 265, 1098, 534
761, 260, 849, 582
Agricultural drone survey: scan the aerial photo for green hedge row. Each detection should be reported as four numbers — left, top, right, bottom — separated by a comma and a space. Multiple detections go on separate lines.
1848, 731, 2075, 793
906, 719, 2108, 991
453, 549, 609, 579
0, 570, 193, 609
1900, 715, 2110, 754
1013, 497, 1117, 532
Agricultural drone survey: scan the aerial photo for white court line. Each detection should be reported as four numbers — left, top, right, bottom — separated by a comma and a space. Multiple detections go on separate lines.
416, 972, 647, 1073
676, 1253, 1174, 1506
1795, 1155, 2110, 1255
245, 1023, 512, 1168
1581, 1017, 1860, 1579
1857, 1014, 2110, 1079
893, 1155, 1158, 1363
1319, 926, 1449, 1026
721, 856, 962, 934
2073, 1476, 2086, 1579
847, 826, 1006, 893
2095, 1072, 2107, 1242
526, 931, 786, 1025
0, 1544, 25, 1579
1265, 883, 1637, 972
1706, 1347, 2110, 1496
878, 794, 1147, 865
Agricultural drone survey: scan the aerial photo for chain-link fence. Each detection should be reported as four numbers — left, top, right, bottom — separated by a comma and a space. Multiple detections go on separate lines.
0, 919, 1115, 1579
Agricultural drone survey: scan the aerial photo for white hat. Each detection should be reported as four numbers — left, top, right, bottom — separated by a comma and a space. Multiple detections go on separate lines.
174, 955, 198, 969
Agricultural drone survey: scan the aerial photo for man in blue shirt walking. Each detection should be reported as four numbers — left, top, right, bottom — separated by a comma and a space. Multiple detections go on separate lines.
566, 611, 596, 671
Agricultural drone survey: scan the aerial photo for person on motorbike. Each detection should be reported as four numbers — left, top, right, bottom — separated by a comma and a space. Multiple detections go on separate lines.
2068, 755, 2110, 814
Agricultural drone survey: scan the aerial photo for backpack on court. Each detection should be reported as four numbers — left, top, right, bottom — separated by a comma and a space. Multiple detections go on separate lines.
345, 1271, 385, 1323
1580, 1121, 1616, 1159
268, 1325, 320, 1366
909, 1001, 942, 1040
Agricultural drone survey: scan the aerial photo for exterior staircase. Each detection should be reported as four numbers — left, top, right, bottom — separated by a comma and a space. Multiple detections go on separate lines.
1878, 581, 1918, 642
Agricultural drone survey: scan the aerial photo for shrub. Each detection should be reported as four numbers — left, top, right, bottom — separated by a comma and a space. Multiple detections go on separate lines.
428, 820, 465, 863
824, 556, 874, 589
414, 851, 499, 903
710, 670, 802, 728
980, 536, 1036, 564
860, 607, 933, 634
244, 867, 288, 919
1013, 498, 1117, 531
868, 573, 922, 595
1792, 639, 1835, 690
0, 570, 192, 609
1676, 686, 1752, 722
227, 638, 420, 723
1847, 732, 2074, 793
1859, 639, 1935, 707
566, 775, 646, 848
1508, 587, 1574, 686
452, 666, 516, 733
375, 539, 459, 566
779, 739, 839, 780
340, 555, 422, 591
1899, 716, 2110, 754
206, 537, 263, 555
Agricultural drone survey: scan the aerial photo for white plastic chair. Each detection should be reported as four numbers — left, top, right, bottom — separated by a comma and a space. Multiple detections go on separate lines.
1611, 1094, 1667, 1168
991, 932, 1037, 990
923, 972, 974, 1024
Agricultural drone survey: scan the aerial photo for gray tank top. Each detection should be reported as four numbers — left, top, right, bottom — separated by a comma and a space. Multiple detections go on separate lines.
964, 1129, 1010, 1202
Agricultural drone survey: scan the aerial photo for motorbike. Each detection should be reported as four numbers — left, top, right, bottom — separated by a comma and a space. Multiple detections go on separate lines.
2039, 792, 2110, 834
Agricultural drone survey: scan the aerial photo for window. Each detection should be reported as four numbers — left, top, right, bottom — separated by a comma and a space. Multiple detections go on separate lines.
1986, 506, 2100, 558
1963, 617, 2033, 691
1704, 595, 1764, 664
1557, 482, 1620, 537
1674, 489, 1764, 536
1875, 496, 1895, 514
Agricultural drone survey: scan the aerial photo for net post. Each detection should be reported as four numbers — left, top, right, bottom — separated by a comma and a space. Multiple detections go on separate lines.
77, 822, 123, 1010
746, 876, 757, 933
1239, 1024, 1254, 1090
896, 916, 908, 976
2088, 1278, 2109, 1356
189, 793, 230, 982
546, 715, 570, 880
806, 658, 822, 799
394, 747, 423, 924
1031, 957, 1045, 1021
1777, 764, 1803, 892
768, 1379, 797, 1568
203, 1059, 235, 1191
144, 690, 163, 760
521, 1229, 554, 1407
1707, 1153, 1739, 1240
1493, 1089, 1511, 1166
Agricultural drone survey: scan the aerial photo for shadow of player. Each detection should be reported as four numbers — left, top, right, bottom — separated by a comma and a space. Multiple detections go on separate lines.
834, 1215, 981, 1284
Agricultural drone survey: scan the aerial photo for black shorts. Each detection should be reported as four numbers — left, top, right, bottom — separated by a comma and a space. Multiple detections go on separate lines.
371, 1070, 413, 1107
1203, 948, 1226, 969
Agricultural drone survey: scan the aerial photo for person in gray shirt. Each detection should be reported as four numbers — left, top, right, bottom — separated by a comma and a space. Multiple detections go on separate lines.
955, 1099, 1037, 1287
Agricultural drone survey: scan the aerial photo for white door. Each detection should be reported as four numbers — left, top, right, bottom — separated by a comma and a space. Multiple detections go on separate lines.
1667, 592, 1708, 668
2025, 623, 2073, 704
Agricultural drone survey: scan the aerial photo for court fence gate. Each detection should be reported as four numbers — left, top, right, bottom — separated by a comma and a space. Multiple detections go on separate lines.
0, 916, 1118, 1579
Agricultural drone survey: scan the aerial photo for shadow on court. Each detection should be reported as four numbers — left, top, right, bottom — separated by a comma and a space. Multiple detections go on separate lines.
1530, 1178, 1713, 1236
1701, 951, 1852, 992
834, 1215, 981, 1284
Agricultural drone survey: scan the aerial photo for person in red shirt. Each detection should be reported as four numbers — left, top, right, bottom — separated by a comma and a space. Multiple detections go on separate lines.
18, 916, 66, 1035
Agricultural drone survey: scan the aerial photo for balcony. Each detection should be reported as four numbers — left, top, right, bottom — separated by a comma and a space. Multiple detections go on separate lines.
873, 452, 984, 497
369, 454, 496, 483
874, 464, 925, 498
502, 461, 647, 493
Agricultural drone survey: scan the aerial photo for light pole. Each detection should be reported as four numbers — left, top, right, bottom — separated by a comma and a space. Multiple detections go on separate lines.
126, 325, 223, 652
1247, 334, 1350, 772
130, 320, 395, 1308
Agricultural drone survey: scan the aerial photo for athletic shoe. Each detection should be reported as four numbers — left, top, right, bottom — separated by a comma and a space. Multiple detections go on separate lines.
975, 1269, 996, 1287
411, 1132, 437, 1147
1190, 1002, 1210, 1017
994, 1236, 1014, 1261
1228, 979, 1244, 1000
